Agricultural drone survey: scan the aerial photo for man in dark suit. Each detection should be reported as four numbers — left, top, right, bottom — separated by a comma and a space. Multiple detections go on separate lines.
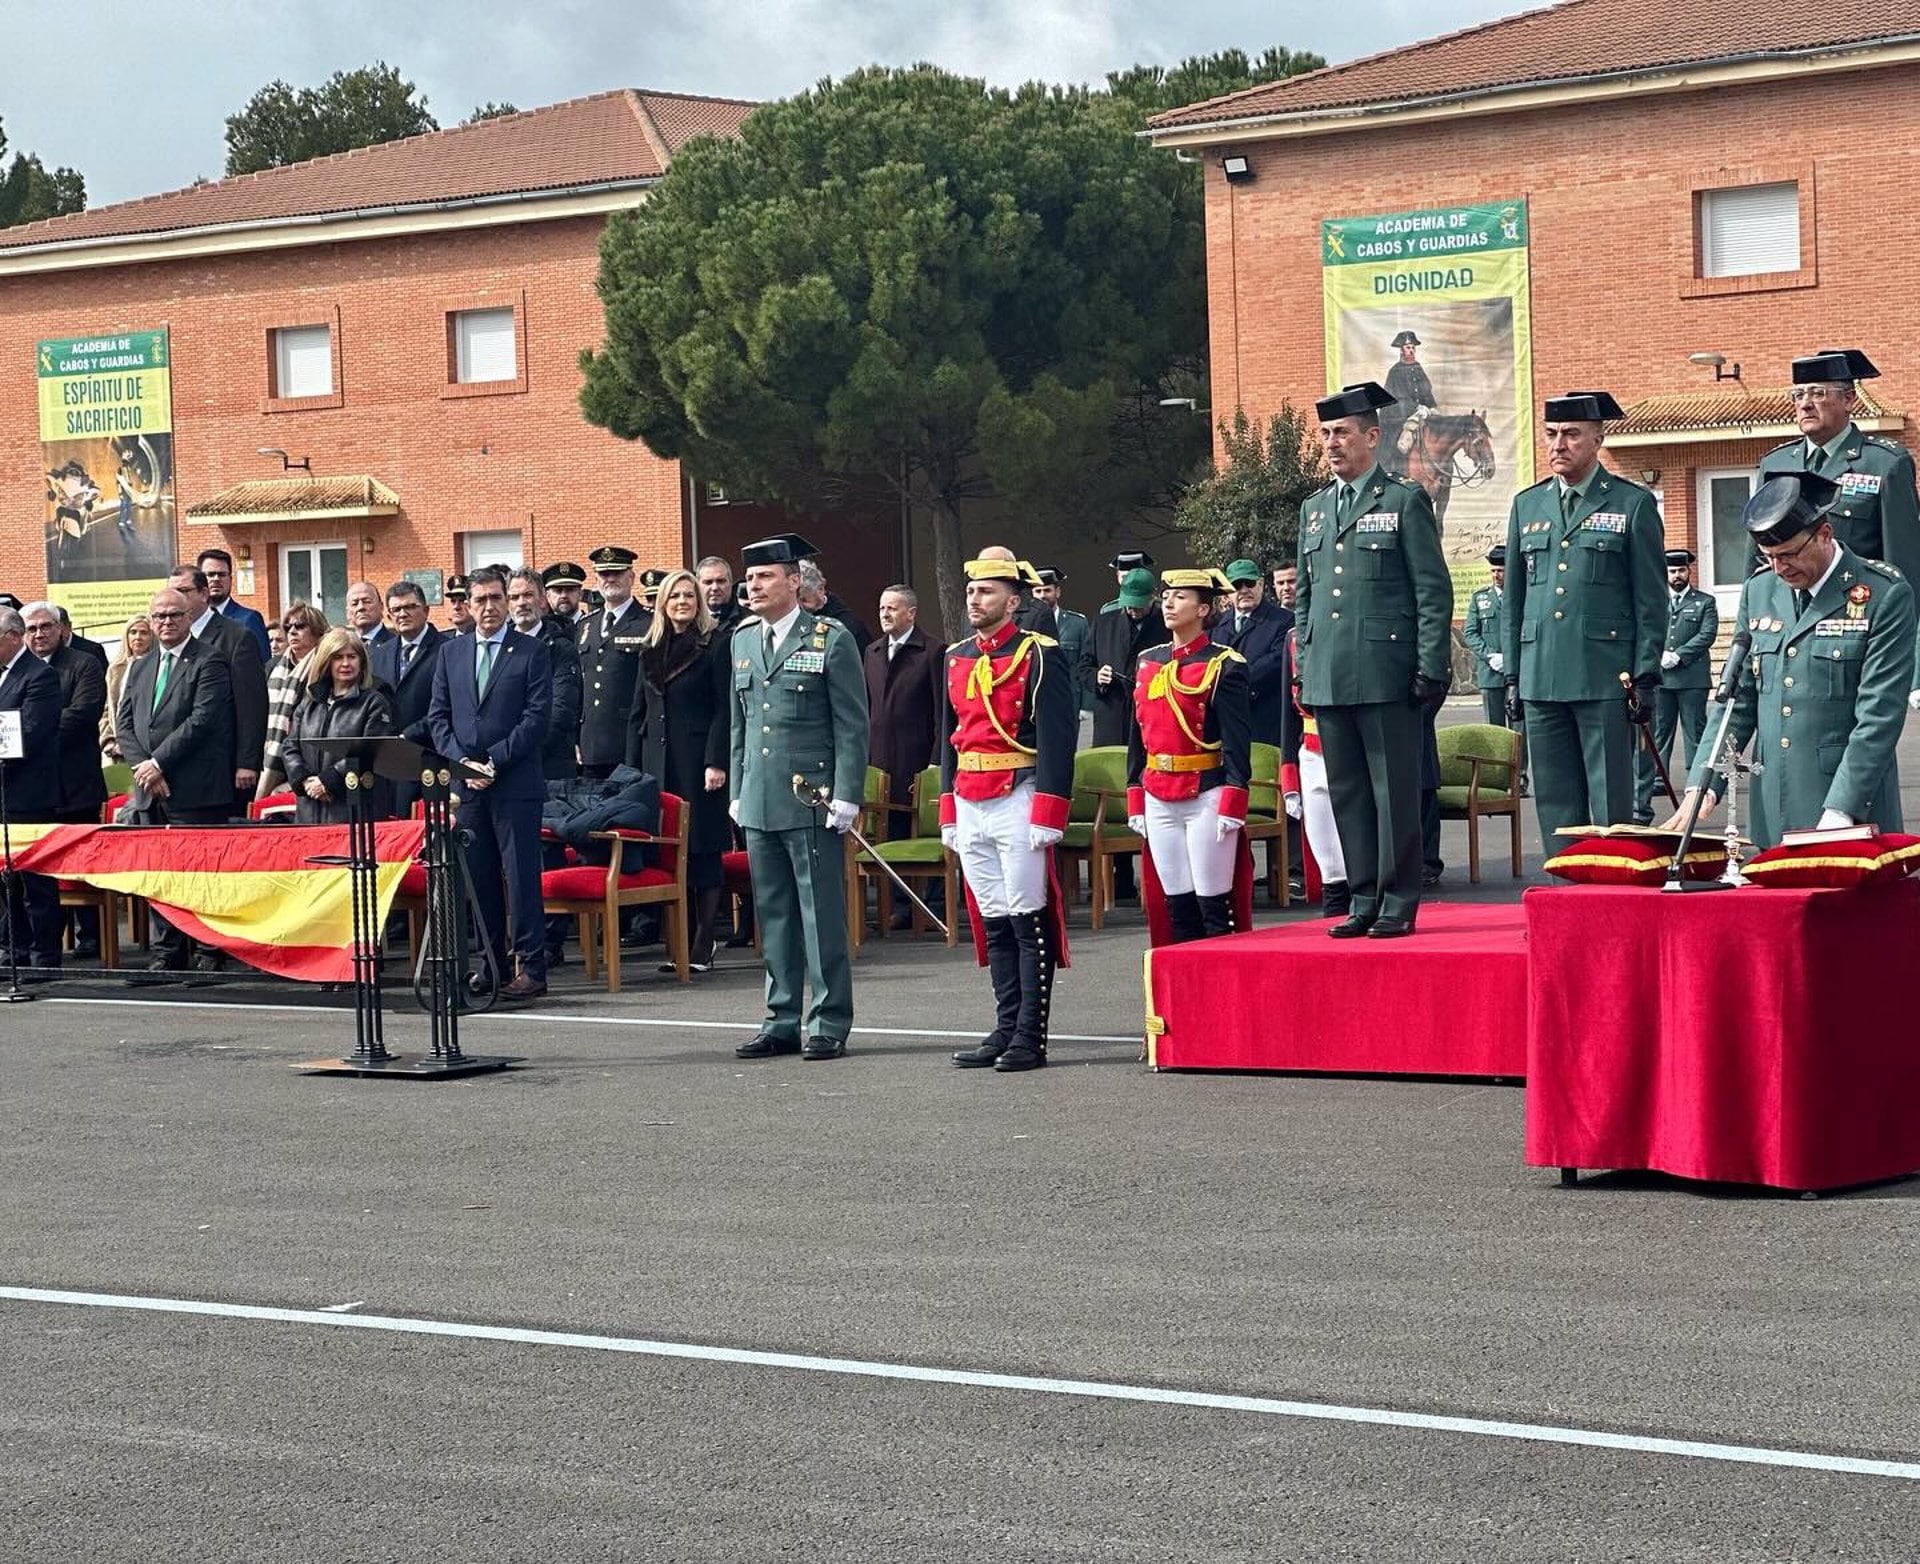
198, 548, 271, 663
864, 584, 942, 856
1217, 559, 1292, 747
428, 565, 554, 1001
0, 607, 64, 975
508, 568, 583, 782
22, 602, 108, 959
369, 579, 446, 816
55, 608, 108, 669
169, 564, 267, 815
116, 589, 236, 975
575, 545, 650, 778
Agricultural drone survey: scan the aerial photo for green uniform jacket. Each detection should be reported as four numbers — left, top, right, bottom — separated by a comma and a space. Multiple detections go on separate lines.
1503, 467, 1665, 701
728, 610, 869, 832
1054, 606, 1094, 711
1460, 584, 1508, 690
1660, 586, 1719, 691
1758, 425, 1920, 590
1294, 466, 1454, 706
1688, 549, 1913, 846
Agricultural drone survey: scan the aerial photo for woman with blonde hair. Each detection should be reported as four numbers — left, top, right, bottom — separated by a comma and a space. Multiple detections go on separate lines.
281, 629, 395, 825
99, 614, 153, 761
255, 602, 330, 799
633, 567, 731, 971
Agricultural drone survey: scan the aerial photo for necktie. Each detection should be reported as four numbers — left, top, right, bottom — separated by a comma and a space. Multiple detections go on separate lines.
400, 639, 414, 676
152, 649, 172, 712
477, 639, 496, 697
765, 624, 777, 660
604, 610, 616, 641
1793, 588, 1811, 619
1561, 485, 1577, 521
1808, 446, 1827, 475
1236, 611, 1248, 636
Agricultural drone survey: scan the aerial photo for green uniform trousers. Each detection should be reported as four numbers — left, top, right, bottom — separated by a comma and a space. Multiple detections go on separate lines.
1633, 688, 1708, 821
1525, 698, 1632, 842
1316, 699, 1425, 923
745, 822, 853, 1042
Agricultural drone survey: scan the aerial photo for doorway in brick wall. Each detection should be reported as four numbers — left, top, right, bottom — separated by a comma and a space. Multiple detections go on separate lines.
1694, 468, 1756, 619
281, 542, 351, 619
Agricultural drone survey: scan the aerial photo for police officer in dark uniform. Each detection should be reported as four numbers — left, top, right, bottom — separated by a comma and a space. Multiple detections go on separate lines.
575, 545, 651, 778
443, 574, 472, 636
542, 560, 588, 624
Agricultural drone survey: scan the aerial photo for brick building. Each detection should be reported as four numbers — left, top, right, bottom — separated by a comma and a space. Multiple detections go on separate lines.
1150, 0, 1920, 621
0, 89, 905, 635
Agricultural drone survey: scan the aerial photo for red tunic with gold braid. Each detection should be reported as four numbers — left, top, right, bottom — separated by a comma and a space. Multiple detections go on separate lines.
1124, 635, 1252, 821
937, 619, 1076, 833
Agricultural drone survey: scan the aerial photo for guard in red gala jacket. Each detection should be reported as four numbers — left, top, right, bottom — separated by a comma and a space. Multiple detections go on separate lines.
938, 557, 1077, 1073
1127, 568, 1254, 945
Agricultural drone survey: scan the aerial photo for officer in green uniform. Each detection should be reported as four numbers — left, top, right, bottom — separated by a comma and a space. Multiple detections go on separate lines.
1758, 348, 1920, 692
1669, 474, 1913, 847
728, 534, 870, 1060
1502, 391, 1666, 843
1460, 544, 1511, 724
1295, 382, 1454, 939
1631, 548, 1718, 823
1033, 568, 1092, 712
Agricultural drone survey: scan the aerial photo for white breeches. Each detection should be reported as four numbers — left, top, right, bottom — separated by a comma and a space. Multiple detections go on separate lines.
957, 782, 1050, 916
1300, 746, 1346, 883
1144, 790, 1237, 898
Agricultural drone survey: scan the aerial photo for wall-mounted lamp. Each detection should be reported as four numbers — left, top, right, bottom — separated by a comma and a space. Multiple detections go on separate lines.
236, 543, 252, 563
1221, 154, 1254, 185
1687, 351, 1741, 383
362, 536, 377, 554
1640, 469, 1662, 486
256, 446, 312, 472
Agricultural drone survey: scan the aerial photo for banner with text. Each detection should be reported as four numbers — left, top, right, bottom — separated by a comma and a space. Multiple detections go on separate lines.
37, 328, 178, 634
1322, 201, 1532, 596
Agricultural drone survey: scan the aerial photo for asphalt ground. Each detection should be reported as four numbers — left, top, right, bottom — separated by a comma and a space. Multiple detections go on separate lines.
5, 700, 1920, 1561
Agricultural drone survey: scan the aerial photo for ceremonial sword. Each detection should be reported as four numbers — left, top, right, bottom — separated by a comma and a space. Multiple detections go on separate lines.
790, 775, 951, 937
1620, 671, 1680, 811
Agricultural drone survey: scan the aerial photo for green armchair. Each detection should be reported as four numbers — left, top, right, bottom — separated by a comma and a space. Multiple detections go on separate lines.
1436, 723, 1523, 882
1056, 745, 1142, 930
856, 765, 958, 946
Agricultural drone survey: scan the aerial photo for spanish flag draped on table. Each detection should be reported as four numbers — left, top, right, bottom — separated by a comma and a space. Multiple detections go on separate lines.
7, 823, 425, 983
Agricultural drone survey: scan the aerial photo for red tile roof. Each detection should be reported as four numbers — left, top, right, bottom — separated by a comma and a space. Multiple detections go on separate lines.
1613, 385, 1896, 438
185, 475, 401, 521
1150, 0, 1920, 131
0, 88, 756, 253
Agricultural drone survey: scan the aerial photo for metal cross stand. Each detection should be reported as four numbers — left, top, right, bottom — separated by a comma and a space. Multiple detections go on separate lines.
297, 737, 518, 1080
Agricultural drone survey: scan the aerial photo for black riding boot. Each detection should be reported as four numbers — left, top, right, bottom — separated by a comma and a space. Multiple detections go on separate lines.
996, 910, 1055, 1072
1165, 891, 1205, 944
1198, 893, 1236, 938
1321, 880, 1351, 919
953, 916, 1021, 1067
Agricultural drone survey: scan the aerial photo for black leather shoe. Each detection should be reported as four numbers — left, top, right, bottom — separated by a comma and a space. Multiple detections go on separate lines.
1368, 916, 1416, 939
735, 1032, 801, 1059
993, 1042, 1047, 1072
952, 1036, 1008, 1068
1328, 915, 1376, 940
801, 1036, 847, 1061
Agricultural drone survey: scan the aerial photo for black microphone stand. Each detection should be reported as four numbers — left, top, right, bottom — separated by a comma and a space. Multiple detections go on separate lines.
0, 743, 31, 1002
1663, 635, 1753, 893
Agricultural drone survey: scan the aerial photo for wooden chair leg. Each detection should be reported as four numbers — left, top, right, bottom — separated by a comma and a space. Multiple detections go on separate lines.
1091, 849, 1107, 931
1509, 803, 1522, 877
1468, 809, 1482, 885
603, 903, 622, 994
579, 912, 598, 982
876, 872, 892, 939
101, 895, 120, 969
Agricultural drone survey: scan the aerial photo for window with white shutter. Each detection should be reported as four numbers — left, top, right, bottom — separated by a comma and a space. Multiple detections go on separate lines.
1697, 183, 1800, 279
453, 308, 517, 384
272, 324, 333, 398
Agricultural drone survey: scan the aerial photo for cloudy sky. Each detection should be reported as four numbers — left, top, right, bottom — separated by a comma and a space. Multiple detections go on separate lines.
1, 0, 1530, 206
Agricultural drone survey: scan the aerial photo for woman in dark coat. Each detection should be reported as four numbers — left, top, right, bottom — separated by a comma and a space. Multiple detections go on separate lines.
282, 628, 397, 826
632, 569, 732, 970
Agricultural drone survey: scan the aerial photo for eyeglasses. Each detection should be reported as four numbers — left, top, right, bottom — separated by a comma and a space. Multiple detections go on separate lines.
1788, 387, 1845, 404
149, 611, 186, 621
1761, 532, 1822, 569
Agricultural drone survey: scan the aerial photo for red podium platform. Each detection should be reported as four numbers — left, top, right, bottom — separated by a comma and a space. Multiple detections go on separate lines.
1146, 902, 1528, 1078
1525, 880, 1920, 1192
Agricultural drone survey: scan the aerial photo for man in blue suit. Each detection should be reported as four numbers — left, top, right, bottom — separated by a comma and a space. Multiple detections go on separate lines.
0, 606, 64, 975
1217, 558, 1292, 746
369, 579, 446, 818
428, 566, 554, 1001
198, 549, 272, 663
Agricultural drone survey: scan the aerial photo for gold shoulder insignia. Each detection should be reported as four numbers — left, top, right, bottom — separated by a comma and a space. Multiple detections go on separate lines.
1027, 632, 1059, 648
1217, 646, 1247, 664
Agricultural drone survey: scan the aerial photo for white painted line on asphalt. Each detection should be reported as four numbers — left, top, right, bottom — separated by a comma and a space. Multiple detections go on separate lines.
41, 996, 1135, 1046
319, 1300, 365, 1313
4, 1285, 1915, 1482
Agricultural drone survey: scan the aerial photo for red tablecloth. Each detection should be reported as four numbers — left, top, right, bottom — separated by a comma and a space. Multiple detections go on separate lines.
1524, 879, 1920, 1191
1148, 902, 1528, 1078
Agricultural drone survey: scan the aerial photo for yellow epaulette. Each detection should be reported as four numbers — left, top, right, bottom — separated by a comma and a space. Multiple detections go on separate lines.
1215, 646, 1246, 664
1027, 633, 1058, 648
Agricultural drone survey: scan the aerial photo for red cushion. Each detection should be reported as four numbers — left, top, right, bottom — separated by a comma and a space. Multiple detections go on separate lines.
1744, 833, 1920, 888
104, 793, 129, 822
658, 792, 684, 839
249, 791, 297, 821
722, 850, 752, 891
1544, 835, 1723, 886
398, 865, 428, 898
541, 865, 672, 899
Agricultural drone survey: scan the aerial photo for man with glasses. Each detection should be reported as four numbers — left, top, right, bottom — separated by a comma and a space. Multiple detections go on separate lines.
1665, 473, 1913, 847
368, 582, 445, 817
1503, 391, 1666, 843
168, 564, 268, 821
23, 600, 107, 958
196, 548, 270, 663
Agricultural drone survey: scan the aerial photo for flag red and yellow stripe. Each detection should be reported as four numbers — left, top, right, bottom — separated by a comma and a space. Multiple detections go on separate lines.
8, 822, 425, 983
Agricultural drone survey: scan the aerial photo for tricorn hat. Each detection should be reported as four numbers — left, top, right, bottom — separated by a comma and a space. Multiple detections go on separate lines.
1315, 382, 1397, 421
1744, 473, 1840, 548
444, 573, 471, 601
1664, 548, 1697, 567
740, 534, 819, 568
1792, 348, 1878, 385
1543, 390, 1625, 422
1485, 545, 1507, 567
1108, 549, 1154, 571
1390, 330, 1421, 348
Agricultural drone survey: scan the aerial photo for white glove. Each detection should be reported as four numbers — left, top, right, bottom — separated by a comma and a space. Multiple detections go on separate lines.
1029, 825, 1063, 853
826, 799, 859, 833
1909, 689, 1920, 712
1817, 808, 1855, 830
1127, 814, 1147, 836
728, 798, 741, 824
940, 824, 959, 851
1487, 653, 1505, 674
1660, 651, 1681, 670
1215, 814, 1243, 843
1283, 791, 1302, 820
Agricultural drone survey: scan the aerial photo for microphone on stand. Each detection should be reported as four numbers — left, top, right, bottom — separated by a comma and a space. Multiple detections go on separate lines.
1664, 629, 1753, 890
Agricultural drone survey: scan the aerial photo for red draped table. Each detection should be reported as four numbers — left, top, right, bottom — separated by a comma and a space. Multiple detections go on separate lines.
1147, 902, 1528, 1078
1524, 880, 1920, 1191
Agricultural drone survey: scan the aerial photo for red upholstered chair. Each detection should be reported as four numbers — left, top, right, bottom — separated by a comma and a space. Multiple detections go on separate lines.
721, 849, 756, 954
59, 792, 138, 963
248, 791, 298, 822
542, 791, 690, 990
